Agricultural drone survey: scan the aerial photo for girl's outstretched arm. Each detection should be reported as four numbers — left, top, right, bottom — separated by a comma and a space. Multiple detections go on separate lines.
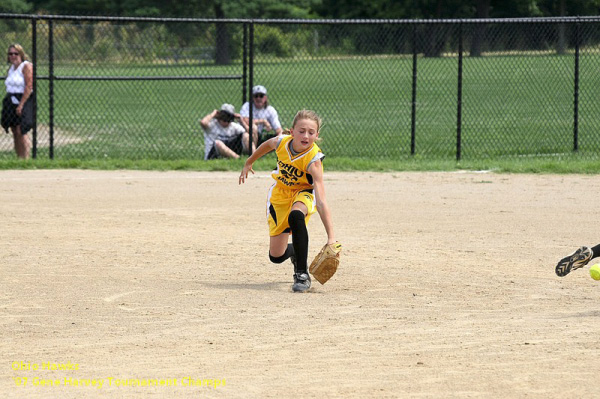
239, 137, 277, 184
309, 160, 336, 244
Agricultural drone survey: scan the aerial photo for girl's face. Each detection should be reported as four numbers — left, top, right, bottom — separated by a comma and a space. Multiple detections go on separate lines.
291, 118, 319, 152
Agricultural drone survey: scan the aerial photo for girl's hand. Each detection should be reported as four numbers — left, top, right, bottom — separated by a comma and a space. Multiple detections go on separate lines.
239, 163, 255, 184
16, 105, 23, 116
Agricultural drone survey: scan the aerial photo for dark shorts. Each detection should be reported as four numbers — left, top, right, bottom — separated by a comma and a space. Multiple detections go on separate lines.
258, 132, 277, 146
207, 135, 243, 160
1, 93, 33, 134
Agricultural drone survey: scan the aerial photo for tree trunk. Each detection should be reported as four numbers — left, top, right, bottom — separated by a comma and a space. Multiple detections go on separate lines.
470, 0, 490, 57
214, 4, 231, 65
557, 0, 566, 55
424, 0, 444, 57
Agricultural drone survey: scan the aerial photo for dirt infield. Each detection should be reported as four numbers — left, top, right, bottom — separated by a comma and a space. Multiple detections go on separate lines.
2, 169, 600, 398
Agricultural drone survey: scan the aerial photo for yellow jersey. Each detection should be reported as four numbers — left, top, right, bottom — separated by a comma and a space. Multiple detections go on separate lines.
270, 135, 324, 191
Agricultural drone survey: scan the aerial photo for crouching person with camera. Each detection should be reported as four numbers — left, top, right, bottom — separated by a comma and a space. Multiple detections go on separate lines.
200, 103, 249, 160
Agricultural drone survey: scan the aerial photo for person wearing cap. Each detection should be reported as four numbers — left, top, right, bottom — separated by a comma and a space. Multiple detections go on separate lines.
240, 85, 283, 152
200, 103, 248, 160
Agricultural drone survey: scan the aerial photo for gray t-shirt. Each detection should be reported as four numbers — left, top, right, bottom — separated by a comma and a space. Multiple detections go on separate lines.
240, 102, 282, 133
202, 119, 245, 160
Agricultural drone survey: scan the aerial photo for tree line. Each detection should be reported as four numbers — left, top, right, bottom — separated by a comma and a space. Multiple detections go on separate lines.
2, 0, 600, 20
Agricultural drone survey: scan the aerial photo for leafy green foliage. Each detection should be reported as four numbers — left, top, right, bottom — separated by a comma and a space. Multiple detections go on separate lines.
6, 0, 600, 21
0, 0, 32, 13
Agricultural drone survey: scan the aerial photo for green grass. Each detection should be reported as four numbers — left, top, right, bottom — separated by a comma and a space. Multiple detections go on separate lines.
3, 154, 600, 174
2, 51, 600, 168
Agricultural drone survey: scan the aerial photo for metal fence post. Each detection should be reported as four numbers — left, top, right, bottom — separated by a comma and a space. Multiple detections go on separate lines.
248, 21, 254, 155
242, 23, 248, 107
456, 22, 463, 161
411, 23, 417, 156
31, 16, 37, 159
48, 19, 54, 160
573, 19, 580, 152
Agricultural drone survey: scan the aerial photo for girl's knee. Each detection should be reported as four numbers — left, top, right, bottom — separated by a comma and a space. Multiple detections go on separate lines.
288, 209, 305, 225
269, 251, 288, 264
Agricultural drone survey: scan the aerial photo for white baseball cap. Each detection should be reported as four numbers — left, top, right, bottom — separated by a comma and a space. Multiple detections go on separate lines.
252, 85, 267, 95
220, 103, 235, 115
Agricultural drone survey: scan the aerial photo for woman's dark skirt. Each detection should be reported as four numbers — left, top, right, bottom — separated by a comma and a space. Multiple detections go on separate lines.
1, 93, 33, 134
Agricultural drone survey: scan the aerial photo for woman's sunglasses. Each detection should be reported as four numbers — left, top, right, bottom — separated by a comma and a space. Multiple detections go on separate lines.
7, 52, 18, 56
253, 94, 265, 98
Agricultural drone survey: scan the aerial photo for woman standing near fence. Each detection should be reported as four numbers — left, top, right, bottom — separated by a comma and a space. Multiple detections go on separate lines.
1, 44, 33, 159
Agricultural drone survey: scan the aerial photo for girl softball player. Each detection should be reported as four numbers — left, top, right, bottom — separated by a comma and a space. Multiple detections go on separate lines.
239, 109, 336, 292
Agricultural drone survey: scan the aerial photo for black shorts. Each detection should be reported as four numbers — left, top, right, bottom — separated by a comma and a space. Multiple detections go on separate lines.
206, 135, 243, 160
258, 132, 277, 145
1, 93, 33, 134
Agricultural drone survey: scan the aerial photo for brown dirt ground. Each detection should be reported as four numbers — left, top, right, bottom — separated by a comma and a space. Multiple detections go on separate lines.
2, 169, 600, 398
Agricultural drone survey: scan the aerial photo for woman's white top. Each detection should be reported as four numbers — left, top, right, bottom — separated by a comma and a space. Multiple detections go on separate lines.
240, 102, 282, 133
5, 61, 31, 94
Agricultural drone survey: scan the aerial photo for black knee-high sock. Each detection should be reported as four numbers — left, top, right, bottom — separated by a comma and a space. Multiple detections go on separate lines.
269, 244, 294, 263
592, 244, 600, 260
288, 210, 308, 274
269, 243, 294, 264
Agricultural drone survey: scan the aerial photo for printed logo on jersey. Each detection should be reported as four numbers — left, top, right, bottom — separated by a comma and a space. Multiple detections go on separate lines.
276, 160, 304, 187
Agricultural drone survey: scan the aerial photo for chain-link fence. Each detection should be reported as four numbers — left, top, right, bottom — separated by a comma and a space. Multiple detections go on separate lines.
1, 14, 600, 161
